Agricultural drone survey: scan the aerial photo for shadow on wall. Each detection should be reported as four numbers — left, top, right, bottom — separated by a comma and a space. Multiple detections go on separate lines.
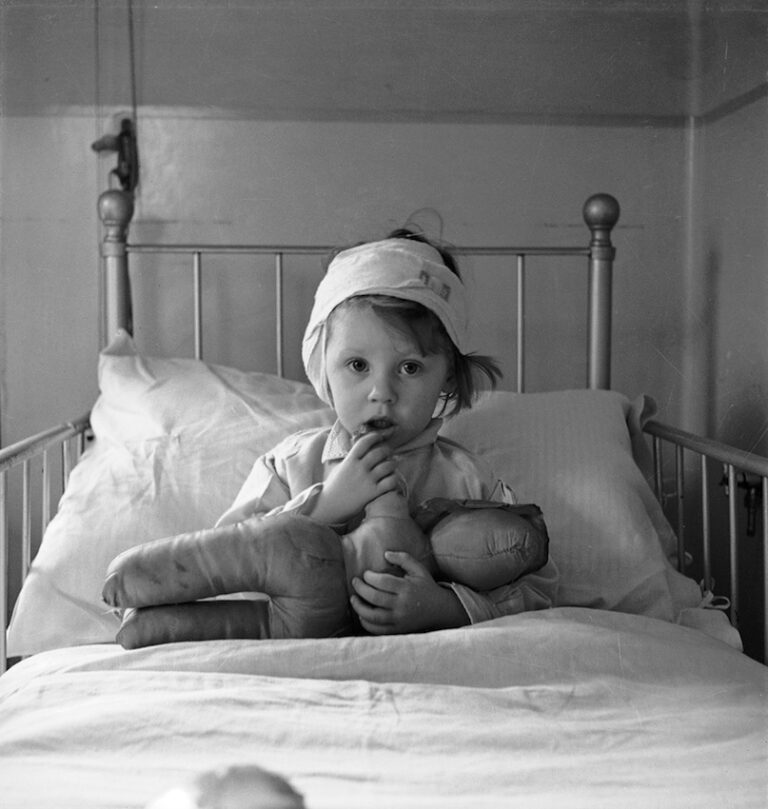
718, 380, 768, 458
701, 249, 718, 439
711, 246, 767, 458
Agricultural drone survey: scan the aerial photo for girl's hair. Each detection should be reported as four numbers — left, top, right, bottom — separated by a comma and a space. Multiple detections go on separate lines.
326, 228, 502, 416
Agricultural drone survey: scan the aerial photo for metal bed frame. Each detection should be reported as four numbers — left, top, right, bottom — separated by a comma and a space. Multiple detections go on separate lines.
2, 191, 766, 671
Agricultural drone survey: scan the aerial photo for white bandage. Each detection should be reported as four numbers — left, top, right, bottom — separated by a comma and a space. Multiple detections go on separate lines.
301, 239, 469, 403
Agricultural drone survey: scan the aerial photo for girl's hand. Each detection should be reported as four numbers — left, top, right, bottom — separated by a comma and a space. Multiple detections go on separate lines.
310, 432, 398, 525
350, 551, 469, 635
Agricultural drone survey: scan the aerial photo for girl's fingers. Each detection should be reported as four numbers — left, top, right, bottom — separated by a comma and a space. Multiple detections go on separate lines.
368, 456, 393, 475
352, 574, 397, 602
365, 448, 392, 472
356, 437, 394, 468
359, 570, 402, 595
374, 466, 398, 487
349, 594, 395, 629
352, 431, 386, 458
383, 551, 427, 577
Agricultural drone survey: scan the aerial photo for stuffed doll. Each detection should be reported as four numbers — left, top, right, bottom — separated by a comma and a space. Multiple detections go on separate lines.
103, 495, 549, 649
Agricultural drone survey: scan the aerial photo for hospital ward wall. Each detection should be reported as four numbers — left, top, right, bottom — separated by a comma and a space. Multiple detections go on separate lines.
1, 113, 689, 454
689, 93, 768, 653
697, 96, 768, 458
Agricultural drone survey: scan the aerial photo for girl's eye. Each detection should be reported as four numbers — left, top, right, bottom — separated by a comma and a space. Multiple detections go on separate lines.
347, 358, 368, 373
400, 361, 422, 376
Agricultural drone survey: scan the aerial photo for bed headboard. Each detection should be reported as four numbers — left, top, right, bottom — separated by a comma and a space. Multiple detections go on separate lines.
97, 190, 620, 392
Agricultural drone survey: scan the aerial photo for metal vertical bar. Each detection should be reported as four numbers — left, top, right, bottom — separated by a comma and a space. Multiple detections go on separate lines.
275, 253, 284, 378
0, 470, 8, 674
653, 436, 663, 500
516, 255, 526, 393
727, 464, 738, 627
62, 439, 73, 488
700, 456, 710, 582
21, 460, 32, 580
41, 449, 52, 533
763, 476, 767, 663
675, 445, 685, 568
193, 252, 203, 360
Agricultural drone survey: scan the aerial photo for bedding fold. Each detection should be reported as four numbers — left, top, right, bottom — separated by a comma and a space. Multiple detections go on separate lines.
1, 609, 765, 809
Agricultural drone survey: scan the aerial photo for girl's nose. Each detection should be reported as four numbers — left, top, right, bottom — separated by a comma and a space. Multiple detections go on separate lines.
367, 373, 396, 403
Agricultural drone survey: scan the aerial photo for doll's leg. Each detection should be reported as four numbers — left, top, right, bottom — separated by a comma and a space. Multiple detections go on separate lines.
105, 513, 352, 645
103, 513, 345, 607
116, 592, 352, 649
116, 601, 272, 649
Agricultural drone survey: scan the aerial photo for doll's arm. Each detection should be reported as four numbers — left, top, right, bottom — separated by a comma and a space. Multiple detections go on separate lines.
417, 499, 550, 591
445, 557, 559, 624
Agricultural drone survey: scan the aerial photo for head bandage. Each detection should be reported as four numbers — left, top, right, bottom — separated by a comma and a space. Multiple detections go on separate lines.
302, 238, 469, 404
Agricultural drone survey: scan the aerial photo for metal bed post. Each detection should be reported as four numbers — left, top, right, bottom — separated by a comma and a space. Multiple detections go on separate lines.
764, 477, 768, 648
700, 456, 712, 588
0, 473, 7, 672
98, 189, 135, 342
583, 194, 620, 390
193, 252, 203, 359
275, 253, 285, 377
515, 255, 526, 392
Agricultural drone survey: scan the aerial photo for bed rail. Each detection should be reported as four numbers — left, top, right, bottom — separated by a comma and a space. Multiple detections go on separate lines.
0, 416, 91, 672
646, 420, 768, 661
98, 190, 620, 393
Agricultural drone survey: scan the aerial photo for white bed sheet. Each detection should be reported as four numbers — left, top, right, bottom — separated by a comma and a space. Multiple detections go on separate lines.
1, 607, 766, 809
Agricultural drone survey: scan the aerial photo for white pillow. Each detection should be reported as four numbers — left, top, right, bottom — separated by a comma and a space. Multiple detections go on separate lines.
7, 332, 335, 656
7, 334, 702, 656
444, 392, 701, 618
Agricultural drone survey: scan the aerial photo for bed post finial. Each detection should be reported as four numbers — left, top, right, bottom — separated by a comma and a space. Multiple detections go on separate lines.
583, 193, 620, 247
98, 188, 134, 343
583, 193, 620, 390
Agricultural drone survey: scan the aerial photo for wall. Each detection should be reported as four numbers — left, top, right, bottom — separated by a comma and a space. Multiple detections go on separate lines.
0, 0, 709, 454
1, 116, 103, 439
698, 97, 768, 455
0, 110, 688, 450
2, 4, 765, 453
684, 91, 768, 658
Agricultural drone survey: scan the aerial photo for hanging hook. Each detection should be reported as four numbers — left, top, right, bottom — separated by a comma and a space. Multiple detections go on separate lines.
719, 468, 763, 537
91, 117, 139, 193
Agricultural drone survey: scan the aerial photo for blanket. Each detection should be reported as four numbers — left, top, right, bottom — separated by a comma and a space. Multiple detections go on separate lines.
1, 607, 765, 809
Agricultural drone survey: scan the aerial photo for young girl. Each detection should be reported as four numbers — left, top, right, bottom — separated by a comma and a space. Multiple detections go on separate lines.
105, 230, 557, 645
214, 231, 558, 635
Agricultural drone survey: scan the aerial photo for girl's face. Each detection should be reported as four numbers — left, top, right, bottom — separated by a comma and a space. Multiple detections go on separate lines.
325, 306, 451, 449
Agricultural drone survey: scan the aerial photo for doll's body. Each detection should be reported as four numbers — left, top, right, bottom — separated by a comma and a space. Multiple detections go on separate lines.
341, 487, 439, 591
104, 493, 548, 648
340, 429, 439, 589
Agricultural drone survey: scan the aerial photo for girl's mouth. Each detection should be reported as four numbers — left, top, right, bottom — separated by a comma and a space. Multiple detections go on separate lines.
366, 418, 394, 431
355, 418, 395, 439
